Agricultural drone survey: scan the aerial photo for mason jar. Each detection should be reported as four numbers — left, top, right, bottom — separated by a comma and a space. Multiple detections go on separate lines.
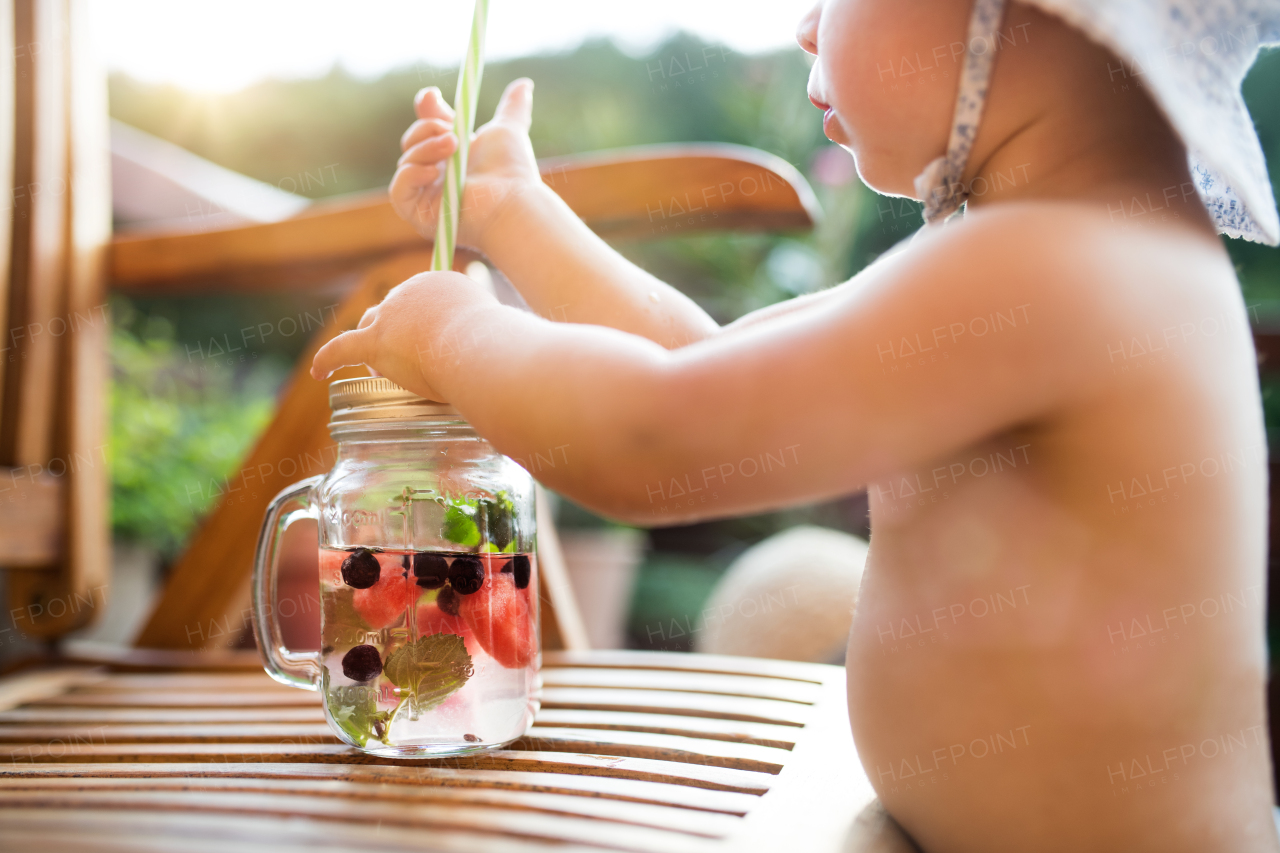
251, 376, 540, 758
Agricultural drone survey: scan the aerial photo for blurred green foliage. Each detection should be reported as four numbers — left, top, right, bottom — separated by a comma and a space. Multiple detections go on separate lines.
108, 300, 285, 559
1235, 47, 1280, 320
626, 553, 730, 652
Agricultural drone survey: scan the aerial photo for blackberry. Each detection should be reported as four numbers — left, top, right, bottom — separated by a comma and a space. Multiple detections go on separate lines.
511, 554, 531, 589
437, 585, 461, 616
413, 552, 449, 589
340, 548, 381, 589
449, 555, 485, 595
341, 644, 382, 682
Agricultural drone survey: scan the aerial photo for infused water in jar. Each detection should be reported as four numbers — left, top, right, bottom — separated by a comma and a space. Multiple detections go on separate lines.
252, 377, 540, 757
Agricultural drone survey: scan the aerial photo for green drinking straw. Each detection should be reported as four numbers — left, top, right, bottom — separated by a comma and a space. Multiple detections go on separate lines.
431, 0, 490, 272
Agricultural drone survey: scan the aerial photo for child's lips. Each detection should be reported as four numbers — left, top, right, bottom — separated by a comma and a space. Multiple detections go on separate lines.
821, 108, 846, 144
808, 95, 843, 143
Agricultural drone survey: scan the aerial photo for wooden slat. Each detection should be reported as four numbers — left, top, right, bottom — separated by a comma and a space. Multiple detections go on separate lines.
0, 782, 741, 841
0, 707, 326, 724
0, 468, 62, 565
27, 690, 321, 707
0, 808, 624, 853
28, 0, 112, 631
0, 707, 799, 752
0, 743, 774, 794
540, 688, 810, 727
42, 665, 816, 701
74, 656, 824, 687
23, 685, 809, 727
1, 714, 796, 756
0, 762, 763, 813
541, 667, 821, 704
516, 727, 788, 774
538, 144, 820, 240
528, 709, 798, 750
67, 672, 299, 691
59, 671, 296, 692
108, 144, 820, 295
0, 729, 786, 776
61, 642, 264, 671
544, 649, 829, 684
0, 827, 386, 853
2, 0, 65, 468
0, 722, 340, 743
0, 666, 102, 712
0, 0, 14, 430
109, 191, 417, 295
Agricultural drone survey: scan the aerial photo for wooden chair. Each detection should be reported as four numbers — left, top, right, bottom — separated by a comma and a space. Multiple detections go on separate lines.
0, 3, 889, 845
113, 144, 821, 655
0, 0, 111, 640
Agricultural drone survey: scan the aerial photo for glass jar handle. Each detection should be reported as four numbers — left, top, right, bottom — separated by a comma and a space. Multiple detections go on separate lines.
251, 475, 325, 691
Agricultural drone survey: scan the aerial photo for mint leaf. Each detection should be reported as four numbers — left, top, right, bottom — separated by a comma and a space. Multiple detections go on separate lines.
325, 680, 392, 747
438, 492, 517, 550
382, 633, 473, 714
443, 503, 480, 547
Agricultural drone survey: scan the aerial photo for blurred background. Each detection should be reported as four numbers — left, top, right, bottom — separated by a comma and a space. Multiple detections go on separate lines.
10, 1, 1278, 660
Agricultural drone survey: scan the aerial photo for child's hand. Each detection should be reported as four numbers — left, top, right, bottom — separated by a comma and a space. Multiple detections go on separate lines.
391, 78, 540, 250
310, 271, 500, 403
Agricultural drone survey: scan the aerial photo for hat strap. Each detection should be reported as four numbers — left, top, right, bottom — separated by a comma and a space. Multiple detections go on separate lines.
913, 0, 1008, 225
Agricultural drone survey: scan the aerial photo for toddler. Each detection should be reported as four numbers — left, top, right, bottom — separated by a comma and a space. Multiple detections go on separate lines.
314, 1, 1280, 849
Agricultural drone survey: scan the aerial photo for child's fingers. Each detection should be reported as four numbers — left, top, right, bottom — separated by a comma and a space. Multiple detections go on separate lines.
397, 132, 458, 168
390, 163, 442, 210
491, 78, 534, 132
311, 327, 374, 380
414, 87, 455, 122
400, 118, 455, 152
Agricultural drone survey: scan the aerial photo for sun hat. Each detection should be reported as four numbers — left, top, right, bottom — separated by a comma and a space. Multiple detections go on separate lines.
915, 0, 1280, 245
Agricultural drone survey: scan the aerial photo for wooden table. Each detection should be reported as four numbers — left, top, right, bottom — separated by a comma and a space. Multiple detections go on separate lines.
0, 651, 877, 852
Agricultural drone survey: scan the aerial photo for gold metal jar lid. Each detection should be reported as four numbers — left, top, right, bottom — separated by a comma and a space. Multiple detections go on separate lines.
328, 377, 460, 425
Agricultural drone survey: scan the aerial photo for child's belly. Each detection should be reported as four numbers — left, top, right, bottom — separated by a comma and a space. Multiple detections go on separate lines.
847, 437, 1272, 852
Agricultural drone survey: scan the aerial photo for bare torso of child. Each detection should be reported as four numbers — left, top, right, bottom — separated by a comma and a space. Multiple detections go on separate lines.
845, 204, 1276, 852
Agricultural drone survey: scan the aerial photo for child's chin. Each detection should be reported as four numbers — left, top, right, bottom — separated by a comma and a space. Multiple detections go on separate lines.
849, 155, 912, 199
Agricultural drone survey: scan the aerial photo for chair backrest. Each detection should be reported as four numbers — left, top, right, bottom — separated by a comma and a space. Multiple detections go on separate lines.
113, 145, 820, 653
0, 0, 111, 639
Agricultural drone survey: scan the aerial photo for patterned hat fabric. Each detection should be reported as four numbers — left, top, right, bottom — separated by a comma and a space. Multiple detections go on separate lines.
916, 0, 1280, 245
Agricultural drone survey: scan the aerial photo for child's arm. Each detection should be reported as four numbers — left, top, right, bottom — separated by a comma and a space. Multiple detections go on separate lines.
485, 181, 904, 345
313, 207, 1101, 526
396, 79, 881, 350
480, 181, 720, 348
394, 79, 718, 348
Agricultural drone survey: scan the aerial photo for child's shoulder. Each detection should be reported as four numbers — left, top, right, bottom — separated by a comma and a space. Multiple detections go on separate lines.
962, 199, 1225, 281
859, 199, 1248, 412
902, 199, 1239, 333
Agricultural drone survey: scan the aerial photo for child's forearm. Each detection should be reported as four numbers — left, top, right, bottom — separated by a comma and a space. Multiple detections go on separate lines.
718, 284, 846, 336
432, 303, 811, 526
481, 183, 721, 348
